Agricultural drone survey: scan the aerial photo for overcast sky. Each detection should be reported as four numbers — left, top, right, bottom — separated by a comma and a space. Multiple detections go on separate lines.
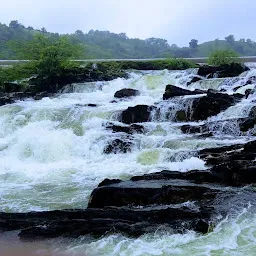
0, 0, 254, 46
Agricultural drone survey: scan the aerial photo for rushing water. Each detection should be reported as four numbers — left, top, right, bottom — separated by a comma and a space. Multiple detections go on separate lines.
1, 67, 256, 255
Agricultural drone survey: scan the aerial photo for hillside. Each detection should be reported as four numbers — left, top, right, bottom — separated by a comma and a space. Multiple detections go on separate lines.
1, 20, 256, 59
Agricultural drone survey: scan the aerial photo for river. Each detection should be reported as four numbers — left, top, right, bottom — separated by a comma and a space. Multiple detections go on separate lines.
1, 67, 256, 255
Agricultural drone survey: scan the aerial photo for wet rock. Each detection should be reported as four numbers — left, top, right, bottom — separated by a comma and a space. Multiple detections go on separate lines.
3, 82, 24, 93
0, 206, 211, 240
163, 84, 204, 100
239, 106, 256, 132
197, 65, 220, 77
98, 179, 122, 187
88, 179, 220, 208
175, 110, 188, 122
180, 124, 206, 134
106, 123, 144, 134
114, 88, 140, 98
244, 76, 256, 85
245, 89, 253, 98
0, 96, 15, 106
197, 64, 249, 78
187, 76, 202, 86
120, 105, 155, 124
218, 63, 249, 78
190, 90, 240, 121
103, 138, 132, 154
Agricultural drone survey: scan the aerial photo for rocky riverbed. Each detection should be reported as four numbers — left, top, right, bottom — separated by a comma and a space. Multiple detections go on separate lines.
1, 63, 256, 255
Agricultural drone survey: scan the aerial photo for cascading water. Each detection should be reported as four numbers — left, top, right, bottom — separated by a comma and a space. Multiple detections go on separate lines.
1, 67, 256, 255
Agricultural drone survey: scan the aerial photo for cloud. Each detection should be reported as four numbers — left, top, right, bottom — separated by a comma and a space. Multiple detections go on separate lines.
0, 0, 255, 45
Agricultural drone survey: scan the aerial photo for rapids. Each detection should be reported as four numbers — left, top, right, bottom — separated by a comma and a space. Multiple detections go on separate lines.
1, 67, 256, 255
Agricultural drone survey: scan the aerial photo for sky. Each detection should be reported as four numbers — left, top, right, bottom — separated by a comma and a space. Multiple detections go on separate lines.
0, 0, 255, 46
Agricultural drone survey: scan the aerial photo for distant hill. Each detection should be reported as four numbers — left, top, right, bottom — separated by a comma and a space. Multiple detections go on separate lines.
1, 20, 256, 59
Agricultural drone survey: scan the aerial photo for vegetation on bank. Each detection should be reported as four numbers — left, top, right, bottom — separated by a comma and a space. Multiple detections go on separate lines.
207, 49, 239, 66
1, 20, 256, 59
0, 32, 197, 89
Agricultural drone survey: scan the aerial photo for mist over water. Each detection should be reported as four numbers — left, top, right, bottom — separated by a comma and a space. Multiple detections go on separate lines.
1, 68, 256, 255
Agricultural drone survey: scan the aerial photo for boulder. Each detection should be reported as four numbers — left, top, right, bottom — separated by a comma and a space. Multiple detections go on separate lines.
190, 90, 240, 121
103, 138, 132, 154
120, 105, 155, 124
163, 84, 204, 100
114, 88, 140, 98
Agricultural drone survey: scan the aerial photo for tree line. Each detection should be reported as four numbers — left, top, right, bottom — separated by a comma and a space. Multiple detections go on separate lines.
1, 20, 256, 59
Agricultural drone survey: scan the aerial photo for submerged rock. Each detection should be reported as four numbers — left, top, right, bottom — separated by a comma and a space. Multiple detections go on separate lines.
103, 138, 132, 154
106, 123, 144, 134
114, 88, 140, 98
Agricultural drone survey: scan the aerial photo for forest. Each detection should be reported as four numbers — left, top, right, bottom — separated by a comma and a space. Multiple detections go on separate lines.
1, 20, 256, 59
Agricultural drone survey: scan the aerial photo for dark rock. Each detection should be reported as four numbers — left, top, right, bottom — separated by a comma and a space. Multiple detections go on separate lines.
106, 123, 144, 134
33, 92, 52, 100
239, 106, 256, 132
0, 206, 211, 240
198, 65, 220, 77
98, 179, 122, 187
0, 96, 15, 106
190, 90, 239, 121
3, 82, 24, 93
245, 89, 253, 98
240, 118, 256, 132
120, 105, 155, 124
187, 76, 202, 86
88, 179, 220, 208
180, 124, 206, 134
163, 84, 204, 100
175, 110, 188, 122
246, 76, 256, 84
197, 64, 249, 78
103, 139, 132, 154
218, 63, 249, 78
114, 88, 140, 98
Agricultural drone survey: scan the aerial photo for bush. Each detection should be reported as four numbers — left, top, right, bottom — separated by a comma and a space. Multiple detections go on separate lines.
208, 49, 239, 66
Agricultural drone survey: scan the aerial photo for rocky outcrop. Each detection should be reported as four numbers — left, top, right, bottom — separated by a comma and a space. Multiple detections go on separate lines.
114, 88, 140, 98
1, 140, 256, 240
163, 85, 204, 100
197, 63, 249, 78
120, 105, 155, 124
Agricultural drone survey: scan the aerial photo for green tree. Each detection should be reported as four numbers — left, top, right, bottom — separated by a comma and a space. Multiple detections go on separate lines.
207, 49, 239, 66
9, 34, 83, 76
189, 39, 198, 49
225, 35, 235, 44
